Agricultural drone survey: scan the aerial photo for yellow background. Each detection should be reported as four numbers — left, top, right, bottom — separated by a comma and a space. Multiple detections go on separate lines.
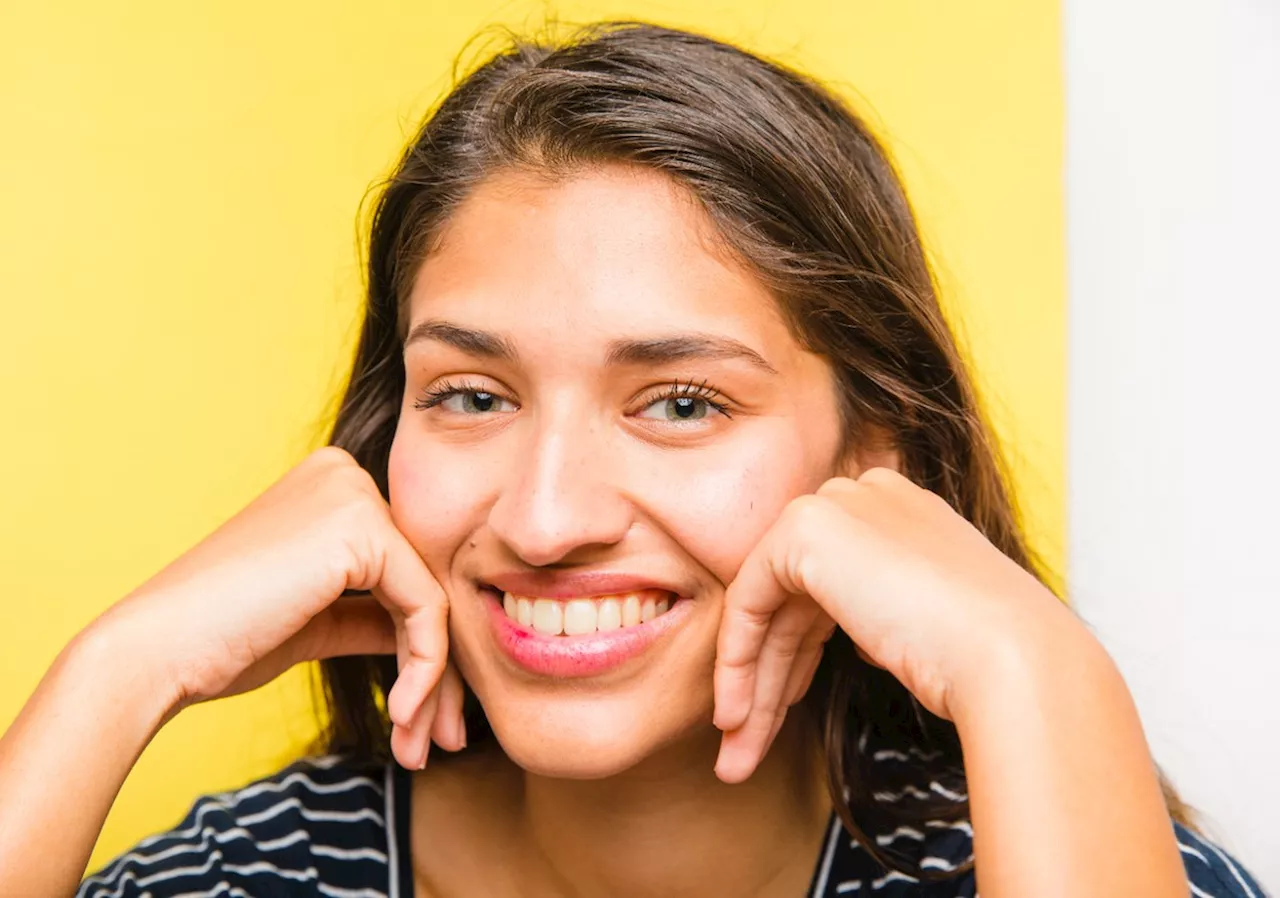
0, 0, 1064, 872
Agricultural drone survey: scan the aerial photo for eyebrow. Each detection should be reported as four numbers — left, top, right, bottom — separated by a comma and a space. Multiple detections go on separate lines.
604, 334, 778, 375
404, 319, 778, 375
403, 320, 519, 361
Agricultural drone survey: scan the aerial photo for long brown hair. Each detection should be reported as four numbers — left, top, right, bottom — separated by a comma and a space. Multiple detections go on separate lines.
311, 20, 1187, 878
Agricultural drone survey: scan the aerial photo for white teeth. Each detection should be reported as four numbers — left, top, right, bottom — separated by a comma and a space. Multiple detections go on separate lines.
597, 598, 622, 631
622, 595, 641, 627
532, 599, 562, 635
562, 599, 597, 635
500, 590, 675, 635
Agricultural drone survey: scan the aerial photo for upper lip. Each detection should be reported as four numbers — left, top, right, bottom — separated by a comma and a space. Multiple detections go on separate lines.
483, 570, 688, 601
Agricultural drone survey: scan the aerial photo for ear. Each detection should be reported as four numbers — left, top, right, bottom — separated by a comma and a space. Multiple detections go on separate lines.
834, 426, 902, 480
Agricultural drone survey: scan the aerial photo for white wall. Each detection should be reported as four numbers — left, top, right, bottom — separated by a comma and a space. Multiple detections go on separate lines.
1065, 0, 1280, 889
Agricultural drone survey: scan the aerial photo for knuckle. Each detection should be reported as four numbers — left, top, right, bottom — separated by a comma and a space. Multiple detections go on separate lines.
784, 493, 837, 533
733, 605, 773, 628
339, 460, 382, 499
309, 444, 355, 470
815, 476, 858, 498
311, 446, 378, 496
772, 642, 800, 664
857, 465, 902, 488
333, 472, 388, 526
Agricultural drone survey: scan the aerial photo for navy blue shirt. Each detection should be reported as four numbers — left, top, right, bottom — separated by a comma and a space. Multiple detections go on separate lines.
77, 753, 1268, 897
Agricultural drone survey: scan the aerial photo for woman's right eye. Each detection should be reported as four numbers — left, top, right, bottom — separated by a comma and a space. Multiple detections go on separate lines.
440, 390, 516, 414
414, 386, 518, 415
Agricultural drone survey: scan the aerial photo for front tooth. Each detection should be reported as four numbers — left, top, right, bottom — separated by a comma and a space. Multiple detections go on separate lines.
640, 596, 657, 623
656, 597, 670, 615
503, 592, 516, 620
597, 598, 622, 631
563, 599, 598, 635
517, 597, 533, 627
622, 594, 641, 627
532, 599, 563, 635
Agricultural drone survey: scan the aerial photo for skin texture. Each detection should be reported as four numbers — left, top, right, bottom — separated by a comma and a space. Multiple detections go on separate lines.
0, 163, 1187, 898
388, 164, 1187, 897
389, 165, 851, 896
389, 165, 852, 776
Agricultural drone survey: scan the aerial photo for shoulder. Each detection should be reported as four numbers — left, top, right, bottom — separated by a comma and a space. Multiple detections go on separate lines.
1174, 822, 1269, 898
814, 813, 1265, 897
77, 753, 396, 898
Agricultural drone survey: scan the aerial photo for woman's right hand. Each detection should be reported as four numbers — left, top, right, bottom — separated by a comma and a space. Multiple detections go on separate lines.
93, 445, 462, 770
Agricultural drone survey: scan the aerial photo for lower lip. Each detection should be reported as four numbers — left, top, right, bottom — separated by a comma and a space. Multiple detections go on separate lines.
485, 590, 694, 678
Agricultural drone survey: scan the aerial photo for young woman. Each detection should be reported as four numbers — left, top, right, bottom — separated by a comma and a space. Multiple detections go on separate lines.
0, 21, 1265, 898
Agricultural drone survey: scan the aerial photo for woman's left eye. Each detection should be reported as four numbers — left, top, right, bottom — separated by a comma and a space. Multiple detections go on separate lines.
635, 388, 730, 423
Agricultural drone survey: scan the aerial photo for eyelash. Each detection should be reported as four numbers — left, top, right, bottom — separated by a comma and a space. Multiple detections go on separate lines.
641, 379, 734, 419
412, 378, 492, 411
411, 378, 735, 418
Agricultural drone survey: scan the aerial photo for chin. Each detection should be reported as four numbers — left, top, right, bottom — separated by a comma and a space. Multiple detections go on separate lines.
486, 701, 675, 777
458, 654, 721, 782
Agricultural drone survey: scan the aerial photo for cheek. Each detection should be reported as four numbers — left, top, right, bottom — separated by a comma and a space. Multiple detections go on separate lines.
631, 430, 834, 587
387, 427, 489, 571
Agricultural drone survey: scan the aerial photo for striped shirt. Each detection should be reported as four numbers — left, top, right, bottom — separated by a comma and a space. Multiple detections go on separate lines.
78, 753, 1268, 897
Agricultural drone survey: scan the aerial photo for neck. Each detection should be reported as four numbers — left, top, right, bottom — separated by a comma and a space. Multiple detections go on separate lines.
511, 715, 832, 898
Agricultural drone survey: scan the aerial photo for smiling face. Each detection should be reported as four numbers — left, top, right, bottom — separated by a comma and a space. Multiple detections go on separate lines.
387, 163, 847, 778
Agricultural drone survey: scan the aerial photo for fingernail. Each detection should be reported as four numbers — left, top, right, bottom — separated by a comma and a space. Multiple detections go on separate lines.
415, 741, 430, 770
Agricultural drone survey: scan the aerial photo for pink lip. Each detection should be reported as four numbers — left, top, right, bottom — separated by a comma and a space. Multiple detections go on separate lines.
484, 589, 694, 679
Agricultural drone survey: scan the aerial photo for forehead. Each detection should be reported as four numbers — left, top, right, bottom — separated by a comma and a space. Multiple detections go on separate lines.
405, 164, 790, 346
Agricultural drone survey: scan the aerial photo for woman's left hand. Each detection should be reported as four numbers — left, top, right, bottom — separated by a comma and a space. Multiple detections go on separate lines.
712, 466, 1077, 783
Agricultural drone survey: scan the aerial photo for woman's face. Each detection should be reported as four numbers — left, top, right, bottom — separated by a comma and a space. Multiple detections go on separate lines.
388, 164, 846, 778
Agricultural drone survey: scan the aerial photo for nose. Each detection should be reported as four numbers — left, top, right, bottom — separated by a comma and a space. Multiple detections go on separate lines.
486, 411, 633, 567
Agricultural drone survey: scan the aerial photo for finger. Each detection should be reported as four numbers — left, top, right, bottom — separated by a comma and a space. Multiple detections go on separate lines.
368, 526, 449, 728
714, 539, 788, 732
392, 680, 441, 770
748, 600, 816, 722
716, 601, 814, 779
356, 520, 450, 685
429, 662, 467, 752
854, 644, 888, 670
782, 618, 834, 707
715, 702, 787, 784
762, 705, 789, 758
386, 653, 436, 729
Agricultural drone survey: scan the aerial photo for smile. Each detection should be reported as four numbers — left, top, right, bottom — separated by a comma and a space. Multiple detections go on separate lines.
501, 589, 675, 636
481, 585, 692, 678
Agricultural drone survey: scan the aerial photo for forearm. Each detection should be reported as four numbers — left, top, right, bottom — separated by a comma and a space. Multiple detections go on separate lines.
953, 621, 1187, 898
0, 616, 179, 897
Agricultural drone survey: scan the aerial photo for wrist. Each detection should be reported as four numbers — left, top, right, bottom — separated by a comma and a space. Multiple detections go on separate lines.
943, 602, 1185, 895
947, 600, 1110, 734
71, 604, 188, 734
